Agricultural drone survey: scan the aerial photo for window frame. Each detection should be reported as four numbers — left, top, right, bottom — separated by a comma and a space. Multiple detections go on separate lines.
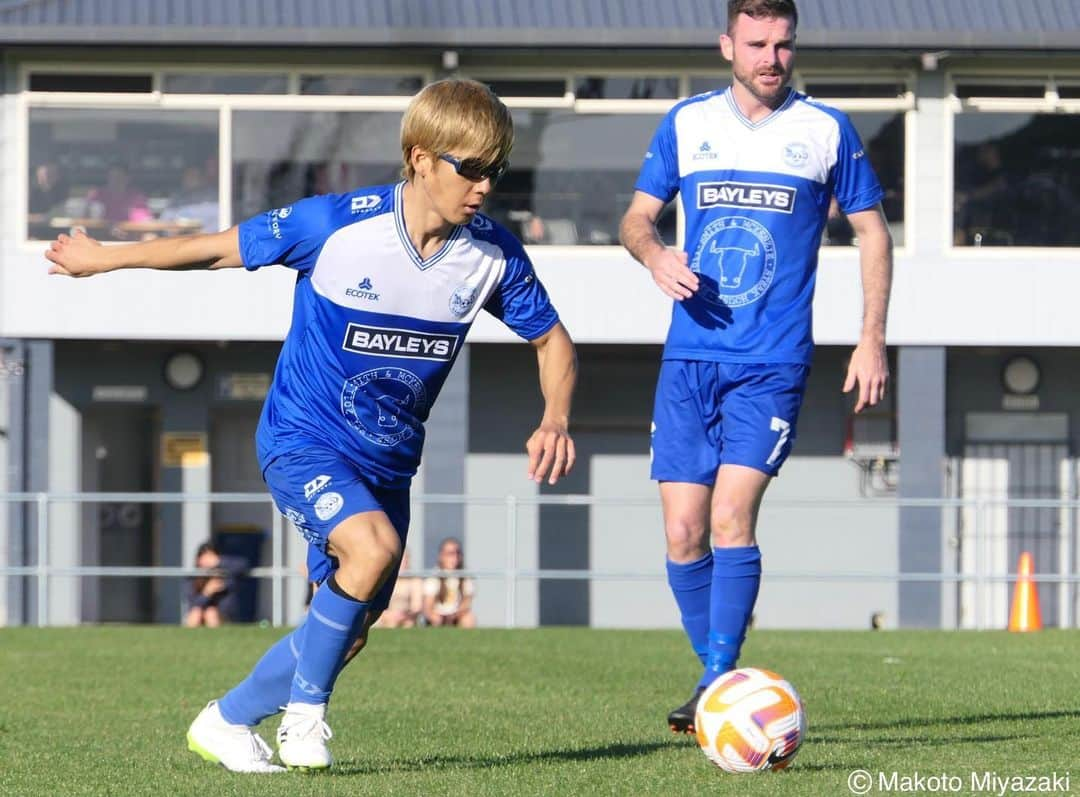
946, 71, 1080, 256
16, 60, 914, 257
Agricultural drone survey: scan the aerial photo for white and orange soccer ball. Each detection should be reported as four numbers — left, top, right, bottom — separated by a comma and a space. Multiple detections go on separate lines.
694, 667, 806, 773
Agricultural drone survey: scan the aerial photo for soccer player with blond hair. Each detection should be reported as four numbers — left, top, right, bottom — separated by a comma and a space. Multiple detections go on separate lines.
48, 78, 577, 772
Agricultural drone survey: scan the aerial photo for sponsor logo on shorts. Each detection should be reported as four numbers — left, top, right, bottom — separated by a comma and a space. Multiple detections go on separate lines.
342, 323, 458, 362
696, 181, 796, 214
314, 492, 344, 521
303, 474, 331, 501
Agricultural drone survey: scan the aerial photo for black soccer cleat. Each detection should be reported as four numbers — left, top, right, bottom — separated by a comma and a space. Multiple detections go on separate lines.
667, 686, 706, 735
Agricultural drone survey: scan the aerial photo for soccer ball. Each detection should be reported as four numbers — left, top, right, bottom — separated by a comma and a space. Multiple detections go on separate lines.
694, 667, 806, 773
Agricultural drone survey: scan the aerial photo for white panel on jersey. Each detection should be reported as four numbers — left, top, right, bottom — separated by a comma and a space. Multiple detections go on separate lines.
675, 93, 840, 184
309, 214, 508, 324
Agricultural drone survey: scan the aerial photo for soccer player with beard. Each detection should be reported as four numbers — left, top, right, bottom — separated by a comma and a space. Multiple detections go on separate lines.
47, 78, 577, 771
620, 0, 892, 734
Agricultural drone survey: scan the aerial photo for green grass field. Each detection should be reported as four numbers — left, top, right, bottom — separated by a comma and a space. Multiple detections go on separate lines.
1, 627, 1077, 796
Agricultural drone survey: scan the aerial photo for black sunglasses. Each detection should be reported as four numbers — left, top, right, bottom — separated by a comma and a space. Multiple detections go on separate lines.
438, 153, 509, 184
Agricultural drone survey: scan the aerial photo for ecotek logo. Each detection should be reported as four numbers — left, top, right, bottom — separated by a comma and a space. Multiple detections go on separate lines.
345, 277, 379, 301
696, 181, 796, 214
342, 323, 458, 362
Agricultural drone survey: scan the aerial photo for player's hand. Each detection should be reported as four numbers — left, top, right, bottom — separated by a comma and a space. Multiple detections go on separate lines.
202, 577, 227, 596
45, 230, 109, 277
525, 420, 576, 485
645, 248, 699, 301
843, 337, 889, 413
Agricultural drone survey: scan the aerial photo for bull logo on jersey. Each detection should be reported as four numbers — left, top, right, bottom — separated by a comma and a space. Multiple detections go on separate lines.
449, 284, 480, 318
341, 367, 427, 448
709, 242, 761, 289
691, 217, 776, 308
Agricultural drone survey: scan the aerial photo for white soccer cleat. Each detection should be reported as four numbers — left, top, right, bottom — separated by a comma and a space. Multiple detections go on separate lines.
277, 702, 334, 770
186, 700, 285, 773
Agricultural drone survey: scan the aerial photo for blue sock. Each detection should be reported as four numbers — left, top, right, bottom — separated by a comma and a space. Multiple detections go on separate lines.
218, 623, 307, 726
699, 545, 761, 689
666, 552, 713, 666
290, 575, 368, 705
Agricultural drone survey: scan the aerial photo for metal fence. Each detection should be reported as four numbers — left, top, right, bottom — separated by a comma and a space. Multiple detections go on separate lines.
1, 491, 1077, 629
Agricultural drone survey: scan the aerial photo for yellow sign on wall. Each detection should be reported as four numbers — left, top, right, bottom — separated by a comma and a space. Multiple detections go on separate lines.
161, 432, 208, 468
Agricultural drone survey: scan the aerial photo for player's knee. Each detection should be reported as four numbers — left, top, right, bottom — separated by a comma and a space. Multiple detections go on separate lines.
664, 515, 708, 560
710, 501, 753, 547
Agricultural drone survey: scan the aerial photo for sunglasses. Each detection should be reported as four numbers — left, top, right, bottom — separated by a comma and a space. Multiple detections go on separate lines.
438, 153, 509, 184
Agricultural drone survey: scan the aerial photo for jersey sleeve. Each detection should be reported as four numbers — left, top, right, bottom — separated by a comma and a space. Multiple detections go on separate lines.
633, 110, 680, 203
831, 116, 886, 215
483, 238, 560, 341
237, 194, 333, 273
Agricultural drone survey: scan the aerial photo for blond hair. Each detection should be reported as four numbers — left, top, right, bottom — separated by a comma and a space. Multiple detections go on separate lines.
400, 78, 514, 181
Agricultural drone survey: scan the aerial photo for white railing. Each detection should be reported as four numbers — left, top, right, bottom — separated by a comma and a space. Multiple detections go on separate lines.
1, 492, 1077, 629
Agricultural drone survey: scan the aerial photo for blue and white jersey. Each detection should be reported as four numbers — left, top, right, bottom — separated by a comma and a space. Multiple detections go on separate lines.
635, 88, 884, 364
239, 182, 559, 487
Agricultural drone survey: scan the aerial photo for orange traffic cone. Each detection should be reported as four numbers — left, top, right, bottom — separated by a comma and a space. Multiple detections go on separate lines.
1007, 551, 1042, 632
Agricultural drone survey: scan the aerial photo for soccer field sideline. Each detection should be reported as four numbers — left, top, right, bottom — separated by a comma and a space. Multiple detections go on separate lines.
0, 627, 1076, 796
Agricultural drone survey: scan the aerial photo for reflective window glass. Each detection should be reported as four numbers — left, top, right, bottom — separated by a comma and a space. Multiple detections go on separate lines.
300, 75, 424, 96
162, 74, 288, 94
689, 76, 726, 96
29, 73, 153, 93
574, 77, 680, 100
232, 111, 403, 219
954, 113, 1080, 246
485, 110, 674, 246
482, 79, 566, 98
28, 108, 219, 241
823, 112, 906, 247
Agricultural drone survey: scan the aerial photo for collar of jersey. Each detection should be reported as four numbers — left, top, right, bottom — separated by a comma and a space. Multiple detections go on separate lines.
393, 181, 463, 271
723, 86, 797, 130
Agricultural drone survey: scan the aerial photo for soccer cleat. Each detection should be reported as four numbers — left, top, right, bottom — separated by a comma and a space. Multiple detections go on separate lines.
277, 702, 334, 770
667, 686, 707, 735
186, 700, 285, 773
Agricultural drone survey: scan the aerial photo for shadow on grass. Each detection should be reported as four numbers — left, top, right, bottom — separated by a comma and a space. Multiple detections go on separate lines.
330, 740, 673, 775
814, 708, 1080, 734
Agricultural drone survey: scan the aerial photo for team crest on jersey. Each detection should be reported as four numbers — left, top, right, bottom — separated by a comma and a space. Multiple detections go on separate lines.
449, 284, 480, 318
690, 216, 777, 308
783, 142, 809, 169
341, 367, 428, 448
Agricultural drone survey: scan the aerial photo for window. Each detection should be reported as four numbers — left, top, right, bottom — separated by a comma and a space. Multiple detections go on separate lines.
574, 77, 680, 100
231, 111, 403, 219
299, 74, 424, 96
953, 113, 1080, 247
29, 73, 152, 93
28, 108, 219, 242
823, 112, 906, 247
162, 73, 288, 94
482, 110, 674, 246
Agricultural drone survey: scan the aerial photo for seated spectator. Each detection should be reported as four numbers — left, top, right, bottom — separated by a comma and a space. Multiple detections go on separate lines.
87, 165, 151, 223
29, 162, 68, 216
422, 537, 476, 628
160, 164, 219, 233
375, 549, 423, 628
184, 541, 248, 628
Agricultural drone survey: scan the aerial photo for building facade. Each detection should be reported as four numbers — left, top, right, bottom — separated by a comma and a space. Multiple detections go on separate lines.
2, 0, 1079, 629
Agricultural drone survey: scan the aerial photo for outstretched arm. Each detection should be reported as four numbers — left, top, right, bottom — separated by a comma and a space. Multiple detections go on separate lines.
843, 204, 893, 413
526, 321, 577, 485
46, 227, 243, 277
619, 191, 699, 301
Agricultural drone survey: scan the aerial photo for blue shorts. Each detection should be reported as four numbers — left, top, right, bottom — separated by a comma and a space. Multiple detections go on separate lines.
262, 448, 411, 612
650, 360, 809, 484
